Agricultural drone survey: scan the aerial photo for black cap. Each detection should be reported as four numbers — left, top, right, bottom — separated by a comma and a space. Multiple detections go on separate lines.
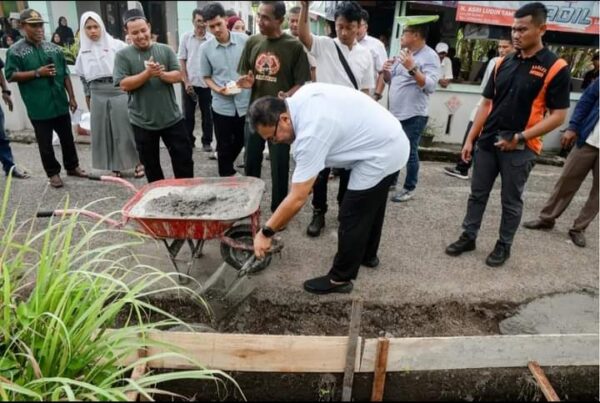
123, 8, 147, 25
19, 9, 47, 24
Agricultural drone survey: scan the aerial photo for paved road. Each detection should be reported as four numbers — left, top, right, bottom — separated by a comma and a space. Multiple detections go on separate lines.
3, 142, 598, 306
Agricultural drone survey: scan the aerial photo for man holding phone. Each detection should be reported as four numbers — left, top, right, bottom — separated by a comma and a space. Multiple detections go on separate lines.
5, 9, 86, 188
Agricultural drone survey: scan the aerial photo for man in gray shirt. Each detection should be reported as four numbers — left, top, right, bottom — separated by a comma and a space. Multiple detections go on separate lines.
383, 22, 440, 202
199, 2, 250, 177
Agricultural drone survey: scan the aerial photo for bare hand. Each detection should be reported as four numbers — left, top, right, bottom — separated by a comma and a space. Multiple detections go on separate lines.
217, 86, 231, 96
560, 129, 577, 149
2, 93, 13, 112
398, 48, 415, 71
38, 64, 56, 78
277, 91, 288, 99
236, 70, 254, 89
69, 98, 78, 113
439, 78, 450, 88
382, 58, 396, 72
300, 1, 311, 7
184, 82, 194, 95
253, 231, 272, 260
461, 141, 473, 163
494, 134, 518, 152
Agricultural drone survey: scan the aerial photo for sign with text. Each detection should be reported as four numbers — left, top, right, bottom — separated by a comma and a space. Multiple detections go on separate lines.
456, 1, 599, 35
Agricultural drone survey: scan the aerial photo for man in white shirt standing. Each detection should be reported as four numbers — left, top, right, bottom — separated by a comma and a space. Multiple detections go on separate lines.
435, 42, 453, 88
179, 8, 214, 151
286, 6, 317, 82
250, 84, 409, 294
357, 8, 387, 102
298, 0, 375, 238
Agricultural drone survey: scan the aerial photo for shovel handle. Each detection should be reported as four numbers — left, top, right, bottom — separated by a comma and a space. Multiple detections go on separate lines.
36, 210, 56, 218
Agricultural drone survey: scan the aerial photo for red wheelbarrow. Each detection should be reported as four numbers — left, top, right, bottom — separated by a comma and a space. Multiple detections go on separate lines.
36, 175, 282, 316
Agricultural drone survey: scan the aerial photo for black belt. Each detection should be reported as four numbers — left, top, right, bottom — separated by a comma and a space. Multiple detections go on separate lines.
91, 77, 113, 83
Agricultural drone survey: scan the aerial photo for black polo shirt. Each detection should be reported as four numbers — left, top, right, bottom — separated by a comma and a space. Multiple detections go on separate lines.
479, 47, 570, 150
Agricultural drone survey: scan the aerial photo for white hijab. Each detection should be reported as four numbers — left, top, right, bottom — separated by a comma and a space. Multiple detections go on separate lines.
75, 11, 126, 81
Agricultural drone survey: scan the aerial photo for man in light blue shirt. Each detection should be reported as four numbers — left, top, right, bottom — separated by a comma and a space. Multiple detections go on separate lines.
199, 2, 250, 176
383, 22, 440, 202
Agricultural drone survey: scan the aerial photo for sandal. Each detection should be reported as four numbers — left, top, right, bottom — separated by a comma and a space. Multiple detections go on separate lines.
134, 164, 145, 178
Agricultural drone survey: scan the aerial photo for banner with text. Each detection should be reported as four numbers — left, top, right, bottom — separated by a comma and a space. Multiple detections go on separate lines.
456, 1, 599, 35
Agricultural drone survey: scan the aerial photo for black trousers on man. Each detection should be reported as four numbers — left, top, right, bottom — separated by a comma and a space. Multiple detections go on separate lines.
131, 120, 194, 183
461, 146, 536, 245
212, 110, 245, 177
328, 172, 397, 282
453, 120, 474, 174
31, 113, 80, 177
182, 85, 213, 147
312, 168, 351, 213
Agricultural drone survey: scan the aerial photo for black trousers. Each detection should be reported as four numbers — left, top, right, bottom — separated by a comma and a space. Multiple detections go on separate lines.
462, 146, 536, 245
131, 120, 194, 183
312, 167, 350, 213
212, 110, 245, 177
182, 85, 213, 147
30, 113, 80, 177
328, 172, 397, 282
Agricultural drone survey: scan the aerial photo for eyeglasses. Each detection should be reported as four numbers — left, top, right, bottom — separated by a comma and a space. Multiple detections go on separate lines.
266, 115, 282, 144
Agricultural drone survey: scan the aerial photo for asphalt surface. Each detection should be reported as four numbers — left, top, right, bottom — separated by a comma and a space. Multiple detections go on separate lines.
2, 141, 598, 307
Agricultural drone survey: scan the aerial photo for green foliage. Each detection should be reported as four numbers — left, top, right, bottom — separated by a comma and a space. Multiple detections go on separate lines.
61, 39, 79, 66
0, 176, 241, 401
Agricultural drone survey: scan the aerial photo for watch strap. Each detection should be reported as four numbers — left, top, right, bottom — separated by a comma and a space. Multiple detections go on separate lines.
261, 225, 275, 238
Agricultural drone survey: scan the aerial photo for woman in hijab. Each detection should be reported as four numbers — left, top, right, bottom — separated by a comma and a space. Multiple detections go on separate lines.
51, 32, 63, 46
75, 12, 143, 178
55, 16, 74, 45
227, 16, 246, 33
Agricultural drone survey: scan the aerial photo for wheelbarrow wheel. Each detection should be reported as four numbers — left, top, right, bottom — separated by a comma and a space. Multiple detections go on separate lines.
221, 224, 271, 273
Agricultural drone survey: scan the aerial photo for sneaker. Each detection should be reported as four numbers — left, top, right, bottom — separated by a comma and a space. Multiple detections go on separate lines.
303, 275, 353, 295
523, 219, 554, 230
7, 166, 30, 179
445, 233, 476, 256
443, 167, 469, 180
568, 230, 586, 247
48, 174, 64, 188
485, 241, 511, 267
202, 144, 213, 152
307, 210, 325, 237
391, 188, 414, 202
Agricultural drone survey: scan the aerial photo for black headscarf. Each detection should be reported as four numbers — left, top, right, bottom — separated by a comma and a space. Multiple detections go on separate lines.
55, 16, 74, 45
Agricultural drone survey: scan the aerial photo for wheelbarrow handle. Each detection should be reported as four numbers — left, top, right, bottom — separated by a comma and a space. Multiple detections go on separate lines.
35, 209, 123, 228
88, 175, 139, 193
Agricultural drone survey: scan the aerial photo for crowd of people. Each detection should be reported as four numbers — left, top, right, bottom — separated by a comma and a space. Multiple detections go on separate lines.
0, 2, 597, 295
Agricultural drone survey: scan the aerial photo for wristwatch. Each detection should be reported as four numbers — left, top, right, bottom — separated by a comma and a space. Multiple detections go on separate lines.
516, 132, 526, 144
407, 65, 419, 76
34, 68, 41, 78
261, 225, 276, 238
1, 90, 10, 96
373, 92, 382, 101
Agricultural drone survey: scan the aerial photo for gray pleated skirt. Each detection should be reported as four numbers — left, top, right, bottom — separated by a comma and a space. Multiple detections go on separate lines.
89, 80, 138, 171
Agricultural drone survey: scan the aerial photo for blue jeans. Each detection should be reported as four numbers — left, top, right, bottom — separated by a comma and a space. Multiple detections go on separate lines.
0, 107, 15, 175
401, 115, 428, 191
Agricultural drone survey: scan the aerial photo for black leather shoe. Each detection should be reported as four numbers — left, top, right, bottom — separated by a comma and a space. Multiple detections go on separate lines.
445, 233, 476, 256
523, 219, 554, 230
486, 241, 511, 267
307, 210, 325, 237
362, 256, 380, 268
569, 230, 586, 247
303, 275, 353, 295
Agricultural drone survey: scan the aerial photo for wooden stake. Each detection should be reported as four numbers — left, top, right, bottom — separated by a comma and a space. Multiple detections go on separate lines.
528, 361, 560, 402
370, 338, 390, 402
126, 342, 149, 402
342, 299, 363, 402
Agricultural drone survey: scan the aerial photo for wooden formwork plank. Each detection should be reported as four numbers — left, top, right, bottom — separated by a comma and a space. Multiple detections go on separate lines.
146, 332, 362, 373
370, 338, 390, 402
342, 299, 363, 402
360, 334, 599, 372
528, 361, 561, 402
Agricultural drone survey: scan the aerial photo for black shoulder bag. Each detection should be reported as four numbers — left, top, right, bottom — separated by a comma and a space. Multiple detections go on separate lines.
334, 42, 359, 90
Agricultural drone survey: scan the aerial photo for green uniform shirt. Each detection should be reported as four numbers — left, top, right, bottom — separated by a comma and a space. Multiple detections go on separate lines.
113, 43, 182, 131
4, 39, 69, 120
238, 33, 310, 102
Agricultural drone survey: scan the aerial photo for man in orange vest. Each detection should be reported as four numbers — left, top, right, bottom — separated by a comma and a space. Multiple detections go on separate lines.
445, 2, 570, 267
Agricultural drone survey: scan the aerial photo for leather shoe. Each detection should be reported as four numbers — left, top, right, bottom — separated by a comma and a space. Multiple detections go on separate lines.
569, 230, 586, 247
485, 241, 511, 267
303, 275, 353, 295
362, 256, 380, 268
66, 167, 88, 178
445, 233, 476, 256
307, 210, 325, 237
48, 174, 64, 188
523, 219, 554, 230
8, 166, 30, 179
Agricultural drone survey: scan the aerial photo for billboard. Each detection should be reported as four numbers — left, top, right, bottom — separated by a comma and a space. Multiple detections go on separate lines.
456, 1, 599, 34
